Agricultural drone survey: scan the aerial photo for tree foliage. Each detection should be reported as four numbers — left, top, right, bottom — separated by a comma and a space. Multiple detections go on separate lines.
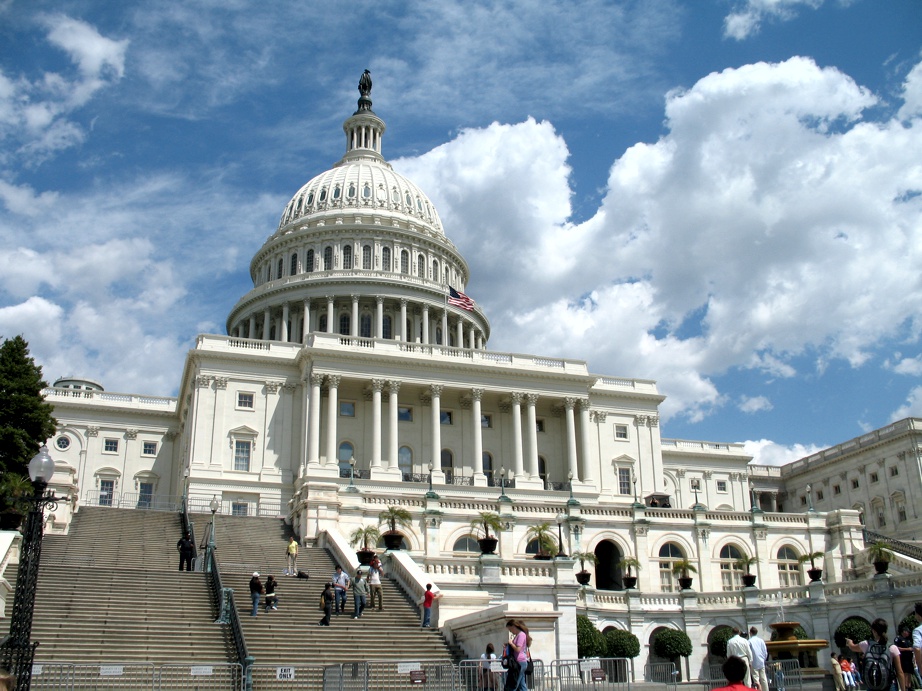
604, 628, 641, 659
0, 335, 56, 476
709, 626, 734, 658
834, 618, 871, 648
653, 628, 693, 660
577, 615, 605, 658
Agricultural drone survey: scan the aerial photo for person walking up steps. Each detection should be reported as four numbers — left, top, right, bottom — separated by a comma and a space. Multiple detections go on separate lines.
318, 582, 333, 626
286, 536, 299, 576
332, 565, 350, 615
368, 556, 384, 611
352, 569, 368, 619
249, 572, 263, 617
176, 532, 195, 571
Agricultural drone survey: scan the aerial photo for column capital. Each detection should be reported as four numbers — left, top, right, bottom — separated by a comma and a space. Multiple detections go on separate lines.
430, 384, 444, 397
564, 397, 577, 410
371, 379, 386, 392
376, 295, 384, 305
310, 373, 325, 387
524, 393, 538, 406
471, 388, 484, 401
326, 374, 342, 388
510, 392, 524, 405
388, 380, 402, 394
400, 298, 408, 306
577, 398, 591, 413
351, 294, 359, 303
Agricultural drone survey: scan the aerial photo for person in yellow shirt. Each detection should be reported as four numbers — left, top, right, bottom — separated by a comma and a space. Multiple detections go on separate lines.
287, 536, 299, 576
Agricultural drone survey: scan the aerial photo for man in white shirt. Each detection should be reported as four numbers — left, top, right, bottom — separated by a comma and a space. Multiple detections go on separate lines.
912, 602, 922, 680
749, 627, 769, 691
727, 628, 754, 687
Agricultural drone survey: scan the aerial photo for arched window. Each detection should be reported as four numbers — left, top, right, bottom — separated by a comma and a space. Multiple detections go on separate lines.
417, 255, 426, 278
277, 258, 284, 279
290, 253, 298, 275
323, 246, 333, 270
453, 536, 480, 553
306, 249, 315, 273
658, 543, 685, 592
319, 187, 327, 202
444, 266, 450, 284
347, 183, 356, 198
382, 247, 391, 271
362, 245, 372, 270
307, 191, 314, 206
719, 544, 745, 591
432, 260, 439, 282
441, 449, 453, 483
400, 250, 409, 274
339, 313, 351, 335
337, 442, 354, 477
435, 327, 442, 345
391, 187, 399, 203
332, 185, 341, 200
398, 446, 413, 479
342, 245, 353, 270
318, 315, 328, 332
483, 453, 494, 483
360, 314, 372, 338
538, 457, 547, 484
776, 546, 802, 588
383, 315, 393, 339
363, 183, 372, 199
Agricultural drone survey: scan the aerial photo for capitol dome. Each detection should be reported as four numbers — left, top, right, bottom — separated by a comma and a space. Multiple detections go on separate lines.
226, 72, 490, 350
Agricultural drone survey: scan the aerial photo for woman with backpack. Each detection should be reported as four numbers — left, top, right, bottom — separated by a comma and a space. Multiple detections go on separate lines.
847, 618, 904, 691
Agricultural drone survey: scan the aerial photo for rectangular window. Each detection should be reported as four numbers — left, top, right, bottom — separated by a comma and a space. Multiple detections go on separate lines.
890, 466, 899, 477
440, 410, 453, 425
142, 441, 157, 456
800, 496, 807, 506
99, 479, 115, 507
716, 480, 728, 493
816, 490, 824, 501
232, 501, 249, 517
870, 472, 879, 483
234, 440, 251, 472
536, 419, 545, 433
618, 468, 632, 495
877, 510, 886, 528
104, 438, 119, 453
481, 414, 493, 428
237, 392, 254, 409
898, 505, 907, 522
138, 482, 154, 509
398, 406, 413, 422
340, 401, 356, 417
833, 484, 841, 495
615, 424, 628, 440
851, 478, 859, 489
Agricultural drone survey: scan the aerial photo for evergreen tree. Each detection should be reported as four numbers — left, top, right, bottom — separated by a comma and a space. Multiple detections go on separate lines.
0, 335, 57, 476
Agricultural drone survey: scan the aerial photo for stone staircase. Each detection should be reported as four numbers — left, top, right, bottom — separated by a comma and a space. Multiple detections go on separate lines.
4, 507, 234, 664
209, 514, 458, 665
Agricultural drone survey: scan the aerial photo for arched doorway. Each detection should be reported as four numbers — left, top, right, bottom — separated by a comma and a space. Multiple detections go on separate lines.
594, 540, 624, 590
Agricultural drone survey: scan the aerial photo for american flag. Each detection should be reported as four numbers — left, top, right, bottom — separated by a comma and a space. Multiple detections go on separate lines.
448, 286, 475, 311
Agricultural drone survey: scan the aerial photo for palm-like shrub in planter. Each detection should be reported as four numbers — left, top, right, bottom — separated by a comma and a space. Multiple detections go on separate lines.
618, 556, 642, 589
378, 506, 412, 550
526, 522, 558, 559
867, 541, 893, 574
797, 551, 825, 582
671, 559, 697, 590
469, 511, 503, 554
350, 525, 381, 564
572, 550, 599, 585
734, 555, 760, 587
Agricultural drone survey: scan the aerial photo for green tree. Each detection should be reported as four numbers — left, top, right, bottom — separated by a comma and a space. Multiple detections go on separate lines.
709, 626, 734, 658
604, 628, 640, 658
577, 615, 605, 658
653, 628, 693, 660
0, 335, 56, 476
834, 617, 871, 648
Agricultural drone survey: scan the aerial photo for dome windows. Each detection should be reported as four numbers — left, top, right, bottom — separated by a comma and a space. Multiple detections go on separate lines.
362, 245, 372, 270
400, 250, 409, 274
382, 247, 391, 271
391, 188, 399, 203
277, 258, 284, 280
306, 249, 315, 273
333, 185, 342, 200
307, 191, 315, 205
290, 253, 298, 276
417, 197, 422, 212
417, 255, 425, 279
347, 183, 356, 198
319, 187, 327, 203
323, 246, 333, 270
363, 183, 372, 199
405, 192, 412, 207
343, 245, 353, 270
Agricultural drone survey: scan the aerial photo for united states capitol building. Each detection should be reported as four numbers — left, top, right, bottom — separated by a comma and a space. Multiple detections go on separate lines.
24, 76, 922, 675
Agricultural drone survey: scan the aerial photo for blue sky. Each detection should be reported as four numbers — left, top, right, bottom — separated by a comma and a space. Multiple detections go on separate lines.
0, 0, 920, 465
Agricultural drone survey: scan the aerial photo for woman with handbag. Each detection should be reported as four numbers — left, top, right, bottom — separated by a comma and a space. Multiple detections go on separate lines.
505, 619, 532, 691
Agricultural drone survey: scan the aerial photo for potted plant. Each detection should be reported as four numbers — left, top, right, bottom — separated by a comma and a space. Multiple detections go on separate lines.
349, 525, 381, 565
469, 511, 503, 555
671, 559, 697, 590
618, 556, 643, 589
867, 541, 893, 575
734, 555, 760, 587
378, 505, 413, 550
526, 522, 558, 560
797, 551, 824, 582
572, 550, 599, 585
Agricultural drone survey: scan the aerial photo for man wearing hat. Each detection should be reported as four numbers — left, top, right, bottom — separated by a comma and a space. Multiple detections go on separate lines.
249, 572, 263, 616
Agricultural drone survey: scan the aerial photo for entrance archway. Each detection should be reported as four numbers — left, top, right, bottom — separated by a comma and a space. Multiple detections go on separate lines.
594, 540, 624, 590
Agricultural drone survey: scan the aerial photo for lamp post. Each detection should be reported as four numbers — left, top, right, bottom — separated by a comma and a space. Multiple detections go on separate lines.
805, 484, 815, 513
567, 471, 574, 502
555, 513, 568, 559
345, 456, 359, 493
1, 445, 61, 691
427, 461, 433, 493
498, 467, 511, 503
205, 494, 219, 572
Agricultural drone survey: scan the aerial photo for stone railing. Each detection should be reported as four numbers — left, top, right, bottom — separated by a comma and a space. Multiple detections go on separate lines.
42, 387, 176, 410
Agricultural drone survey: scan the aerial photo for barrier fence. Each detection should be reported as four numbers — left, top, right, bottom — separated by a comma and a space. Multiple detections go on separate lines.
644, 661, 678, 686
767, 659, 803, 691
24, 657, 639, 690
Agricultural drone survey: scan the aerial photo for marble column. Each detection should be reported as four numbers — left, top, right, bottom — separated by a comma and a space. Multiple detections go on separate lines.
399, 299, 407, 342
248, 314, 256, 339
376, 296, 384, 339
525, 393, 539, 480
578, 400, 593, 484
565, 397, 579, 482
440, 309, 448, 345
456, 320, 463, 348
430, 384, 443, 468
281, 303, 289, 342
422, 305, 430, 344
371, 379, 384, 468
388, 381, 401, 470
511, 393, 524, 479
263, 308, 271, 340
324, 375, 341, 466
302, 300, 311, 342
472, 388, 484, 480
326, 297, 335, 333
308, 373, 323, 466
351, 296, 359, 337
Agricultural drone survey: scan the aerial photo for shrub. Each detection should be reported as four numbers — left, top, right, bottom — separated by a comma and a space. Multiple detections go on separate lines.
709, 626, 734, 658
834, 618, 871, 648
604, 628, 640, 659
653, 628, 693, 660
577, 615, 605, 659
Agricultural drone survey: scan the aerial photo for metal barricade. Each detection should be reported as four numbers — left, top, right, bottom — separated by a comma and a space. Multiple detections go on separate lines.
644, 661, 678, 687
703, 662, 726, 691
29, 663, 74, 690
458, 659, 506, 691
365, 660, 459, 690
71, 663, 157, 689
767, 659, 802, 691
157, 663, 242, 690
249, 663, 331, 690
552, 658, 631, 690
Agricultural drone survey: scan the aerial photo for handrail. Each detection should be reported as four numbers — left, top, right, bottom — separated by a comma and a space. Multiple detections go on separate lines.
205, 547, 252, 681
864, 529, 922, 561
179, 497, 198, 563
